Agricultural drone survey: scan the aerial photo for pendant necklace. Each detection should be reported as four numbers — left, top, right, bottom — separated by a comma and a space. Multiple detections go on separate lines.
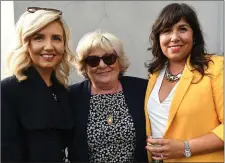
107, 115, 113, 125
100, 82, 121, 125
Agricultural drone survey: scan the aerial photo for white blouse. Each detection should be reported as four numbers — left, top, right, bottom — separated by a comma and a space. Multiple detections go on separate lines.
147, 66, 179, 136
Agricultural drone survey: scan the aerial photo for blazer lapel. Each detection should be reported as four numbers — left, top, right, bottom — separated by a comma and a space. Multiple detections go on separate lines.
145, 71, 160, 136
164, 58, 194, 135
145, 72, 160, 161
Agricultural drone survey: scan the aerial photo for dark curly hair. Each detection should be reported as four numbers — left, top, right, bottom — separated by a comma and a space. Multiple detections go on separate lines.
146, 3, 212, 78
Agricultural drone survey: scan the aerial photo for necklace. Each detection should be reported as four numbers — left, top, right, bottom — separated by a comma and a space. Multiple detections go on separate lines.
165, 65, 183, 82
92, 82, 122, 125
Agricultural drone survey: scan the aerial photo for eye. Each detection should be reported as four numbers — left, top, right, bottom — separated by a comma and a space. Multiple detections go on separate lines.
52, 35, 62, 41
162, 28, 171, 34
180, 27, 187, 32
33, 35, 43, 41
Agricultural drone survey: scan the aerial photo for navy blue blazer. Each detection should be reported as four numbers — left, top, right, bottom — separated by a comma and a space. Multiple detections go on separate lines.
1, 67, 73, 162
68, 76, 148, 162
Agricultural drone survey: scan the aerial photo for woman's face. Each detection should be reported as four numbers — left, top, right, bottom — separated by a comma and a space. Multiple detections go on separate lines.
85, 48, 120, 86
28, 21, 65, 72
159, 18, 193, 63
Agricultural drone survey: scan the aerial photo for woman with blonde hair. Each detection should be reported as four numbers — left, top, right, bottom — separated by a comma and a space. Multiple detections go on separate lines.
1, 7, 75, 162
68, 30, 148, 162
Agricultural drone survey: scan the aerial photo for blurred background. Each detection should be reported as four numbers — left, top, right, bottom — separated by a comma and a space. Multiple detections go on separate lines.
1, 1, 224, 84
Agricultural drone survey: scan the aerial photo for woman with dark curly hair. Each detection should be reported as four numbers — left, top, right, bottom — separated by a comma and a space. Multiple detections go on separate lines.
144, 3, 223, 162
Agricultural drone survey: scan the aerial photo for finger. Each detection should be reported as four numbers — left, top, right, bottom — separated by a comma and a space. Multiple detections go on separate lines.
146, 137, 153, 144
154, 152, 169, 157
145, 146, 164, 153
151, 152, 161, 157
145, 145, 162, 152
152, 153, 168, 160
152, 156, 164, 161
149, 138, 165, 145
146, 138, 157, 147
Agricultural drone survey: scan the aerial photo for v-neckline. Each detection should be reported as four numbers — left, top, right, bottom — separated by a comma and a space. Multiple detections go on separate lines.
157, 67, 179, 104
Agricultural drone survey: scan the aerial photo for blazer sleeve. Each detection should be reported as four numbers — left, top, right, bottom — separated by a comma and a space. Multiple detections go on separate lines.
211, 57, 224, 141
1, 81, 23, 162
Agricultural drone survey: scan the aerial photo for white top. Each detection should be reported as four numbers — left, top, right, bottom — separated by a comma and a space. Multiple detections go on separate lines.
147, 66, 179, 136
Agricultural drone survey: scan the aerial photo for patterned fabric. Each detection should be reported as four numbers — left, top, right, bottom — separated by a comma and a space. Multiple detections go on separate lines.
87, 91, 136, 163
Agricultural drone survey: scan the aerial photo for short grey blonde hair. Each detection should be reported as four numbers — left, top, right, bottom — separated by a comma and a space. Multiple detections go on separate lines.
6, 8, 75, 88
75, 30, 130, 78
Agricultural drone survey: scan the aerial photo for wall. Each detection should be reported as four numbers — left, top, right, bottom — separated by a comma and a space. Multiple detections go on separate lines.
1, 1, 15, 79
12, 1, 224, 84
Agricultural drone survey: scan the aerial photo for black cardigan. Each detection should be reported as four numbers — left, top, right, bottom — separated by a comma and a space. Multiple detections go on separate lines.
1, 67, 73, 162
68, 76, 148, 162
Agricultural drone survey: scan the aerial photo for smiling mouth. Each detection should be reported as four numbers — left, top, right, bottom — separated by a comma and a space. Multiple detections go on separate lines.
41, 54, 56, 57
97, 71, 111, 74
169, 45, 183, 52
41, 54, 56, 61
168, 45, 183, 48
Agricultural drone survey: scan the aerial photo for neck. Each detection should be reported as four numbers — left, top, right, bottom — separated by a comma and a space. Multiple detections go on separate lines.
91, 81, 122, 94
168, 60, 186, 75
35, 66, 53, 86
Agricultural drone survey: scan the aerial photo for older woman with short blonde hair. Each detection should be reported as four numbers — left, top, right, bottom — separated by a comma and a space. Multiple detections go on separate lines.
69, 30, 148, 162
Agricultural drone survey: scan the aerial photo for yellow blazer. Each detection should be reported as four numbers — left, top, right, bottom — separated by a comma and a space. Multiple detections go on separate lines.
144, 55, 224, 162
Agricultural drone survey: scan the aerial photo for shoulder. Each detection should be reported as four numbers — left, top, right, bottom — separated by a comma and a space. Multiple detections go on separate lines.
69, 80, 88, 91
120, 76, 148, 84
207, 55, 223, 77
1, 76, 21, 102
68, 80, 90, 108
120, 76, 148, 92
1, 76, 20, 90
68, 80, 90, 97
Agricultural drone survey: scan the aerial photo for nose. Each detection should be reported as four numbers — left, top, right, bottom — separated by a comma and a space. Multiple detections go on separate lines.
170, 31, 180, 42
44, 39, 54, 51
98, 59, 107, 68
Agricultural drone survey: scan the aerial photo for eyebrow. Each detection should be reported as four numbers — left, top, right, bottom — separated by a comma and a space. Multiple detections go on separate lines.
33, 33, 44, 37
33, 33, 63, 38
52, 34, 63, 38
178, 24, 190, 28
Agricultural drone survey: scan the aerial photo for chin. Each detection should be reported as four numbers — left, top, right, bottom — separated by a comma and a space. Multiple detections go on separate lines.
39, 65, 54, 70
99, 78, 111, 83
167, 55, 181, 61
97, 77, 113, 84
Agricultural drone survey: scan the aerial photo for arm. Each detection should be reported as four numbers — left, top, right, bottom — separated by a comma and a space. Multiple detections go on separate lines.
188, 66, 224, 154
188, 132, 223, 155
146, 132, 223, 160
1, 84, 23, 162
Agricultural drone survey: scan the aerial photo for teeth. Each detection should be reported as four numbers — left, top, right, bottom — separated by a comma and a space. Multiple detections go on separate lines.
42, 55, 54, 58
171, 46, 181, 48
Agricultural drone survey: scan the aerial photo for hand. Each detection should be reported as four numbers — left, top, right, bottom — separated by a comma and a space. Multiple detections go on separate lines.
146, 137, 185, 160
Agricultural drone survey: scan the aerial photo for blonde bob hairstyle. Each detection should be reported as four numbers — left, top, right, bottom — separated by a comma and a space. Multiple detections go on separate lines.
7, 8, 75, 88
75, 30, 130, 78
